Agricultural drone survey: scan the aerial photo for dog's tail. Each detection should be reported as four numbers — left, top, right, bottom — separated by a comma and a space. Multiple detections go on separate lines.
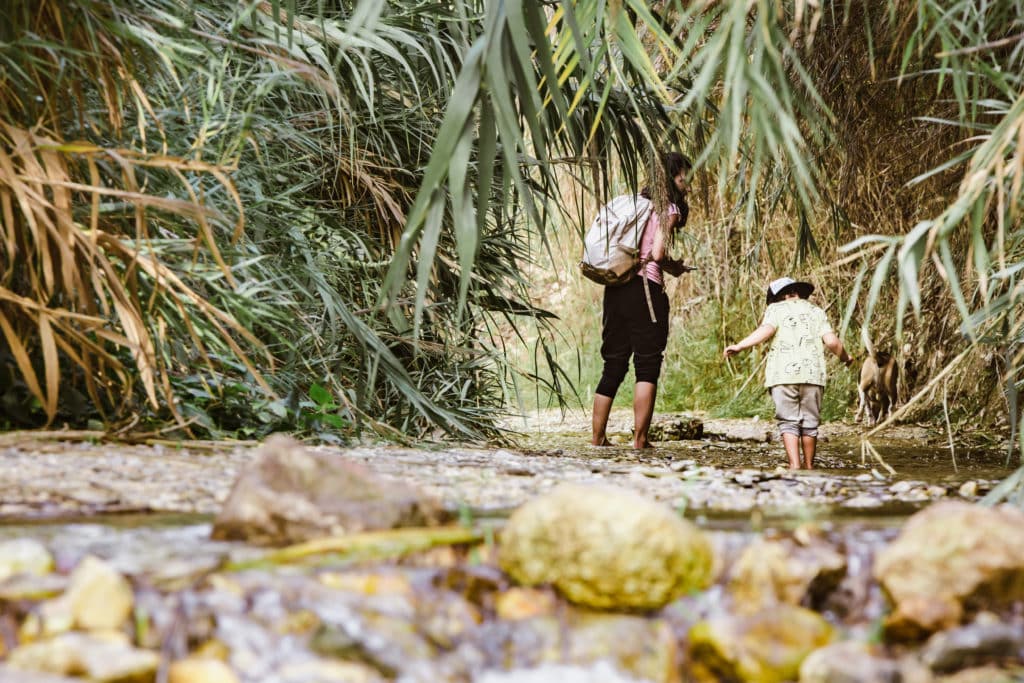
860, 327, 877, 360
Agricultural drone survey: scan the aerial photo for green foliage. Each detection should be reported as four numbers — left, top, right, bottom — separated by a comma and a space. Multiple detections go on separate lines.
1, 0, 1023, 461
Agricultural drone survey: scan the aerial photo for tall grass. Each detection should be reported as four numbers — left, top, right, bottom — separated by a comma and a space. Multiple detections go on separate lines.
1, 0, 1022, 464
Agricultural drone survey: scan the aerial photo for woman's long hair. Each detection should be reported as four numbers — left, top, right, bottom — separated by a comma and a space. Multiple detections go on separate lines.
641, 152, 691, 210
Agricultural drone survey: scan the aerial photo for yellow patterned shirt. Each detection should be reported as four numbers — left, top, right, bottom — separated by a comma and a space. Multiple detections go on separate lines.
762, 299, 833, 388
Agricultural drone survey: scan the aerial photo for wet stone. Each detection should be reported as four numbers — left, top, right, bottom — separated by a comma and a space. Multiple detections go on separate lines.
875, 502, 1024, 637
920, 614, 1024, 673
6, 631, 160, 682
844, 494, 885, 508
958, 481, 980, 498
799, 641, 902, 683
647, 416, 704, 441
688, 604, 834, 683
474, 661, 643, 683
168, 657, 240, 683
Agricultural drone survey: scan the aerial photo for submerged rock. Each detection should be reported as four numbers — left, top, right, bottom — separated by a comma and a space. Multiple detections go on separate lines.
874, 502, 1024, 638
727, 535, 846, 611
498, 483, 713, 610
688, 604, 834, 683
211, 435, 448, 545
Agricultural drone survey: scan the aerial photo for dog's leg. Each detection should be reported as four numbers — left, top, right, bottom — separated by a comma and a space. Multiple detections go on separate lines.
855, 387, 865, 423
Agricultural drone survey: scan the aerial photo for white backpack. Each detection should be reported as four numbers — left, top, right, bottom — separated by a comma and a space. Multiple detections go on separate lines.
579, 194, 653, 286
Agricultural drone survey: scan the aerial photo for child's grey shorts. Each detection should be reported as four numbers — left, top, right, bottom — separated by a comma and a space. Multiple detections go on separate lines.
770, 384, 823, 437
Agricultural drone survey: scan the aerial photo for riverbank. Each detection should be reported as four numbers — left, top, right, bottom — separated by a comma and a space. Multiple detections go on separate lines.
0, 410, 1009, 522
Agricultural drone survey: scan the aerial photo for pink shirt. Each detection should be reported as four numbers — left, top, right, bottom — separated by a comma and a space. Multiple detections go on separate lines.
637, 203, 680, 285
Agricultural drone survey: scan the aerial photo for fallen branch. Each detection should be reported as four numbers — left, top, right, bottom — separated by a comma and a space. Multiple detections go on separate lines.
0, 429, 256, 451
226, 525, 487, 571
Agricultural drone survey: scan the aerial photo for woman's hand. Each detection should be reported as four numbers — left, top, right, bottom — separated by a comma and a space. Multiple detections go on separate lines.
660, 258, 694, 277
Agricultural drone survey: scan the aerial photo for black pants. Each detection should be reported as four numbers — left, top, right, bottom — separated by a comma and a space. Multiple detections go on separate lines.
596, 277, 669, 398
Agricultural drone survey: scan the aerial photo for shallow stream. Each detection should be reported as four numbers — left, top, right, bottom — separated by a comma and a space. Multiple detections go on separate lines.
0, 413, 1020, 681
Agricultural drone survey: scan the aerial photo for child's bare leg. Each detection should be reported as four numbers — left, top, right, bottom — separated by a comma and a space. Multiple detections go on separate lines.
592, 393, 614, 446
633, 381, 657, 449
801, 435, 816, 469
782, 433, 801, 469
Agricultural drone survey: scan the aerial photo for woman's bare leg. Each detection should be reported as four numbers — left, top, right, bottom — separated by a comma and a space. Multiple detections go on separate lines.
592, 393, 614, 446
633, 381, 657, 448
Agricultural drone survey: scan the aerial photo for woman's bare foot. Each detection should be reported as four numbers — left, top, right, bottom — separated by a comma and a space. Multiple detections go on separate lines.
591, 437, 612, 446
633, 440, 655, 449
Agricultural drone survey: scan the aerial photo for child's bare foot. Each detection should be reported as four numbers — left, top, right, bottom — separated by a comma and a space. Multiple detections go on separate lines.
633, 440, 655, 449
592, 437, 612, 446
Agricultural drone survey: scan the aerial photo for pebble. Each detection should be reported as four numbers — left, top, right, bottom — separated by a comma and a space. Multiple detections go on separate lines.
958, 481, 979, 498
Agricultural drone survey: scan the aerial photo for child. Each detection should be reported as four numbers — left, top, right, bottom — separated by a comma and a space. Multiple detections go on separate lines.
723, 277, 853, 469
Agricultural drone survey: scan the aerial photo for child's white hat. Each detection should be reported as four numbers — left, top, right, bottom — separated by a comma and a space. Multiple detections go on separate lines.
766, 277, 814, 304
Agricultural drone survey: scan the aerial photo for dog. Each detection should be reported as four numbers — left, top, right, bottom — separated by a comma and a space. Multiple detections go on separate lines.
854, 350, 898, 425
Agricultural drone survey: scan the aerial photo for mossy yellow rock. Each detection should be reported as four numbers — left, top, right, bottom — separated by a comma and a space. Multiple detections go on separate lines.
688, 605, 834, 683
498, 484, 713, 610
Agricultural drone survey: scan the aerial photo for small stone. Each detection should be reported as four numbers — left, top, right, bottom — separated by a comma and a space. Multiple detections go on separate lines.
0, 540, 53, 581
495, 587, 557, 620
889, 481, 915, 494
273, 660, 386, 683
844, 494, 884, 508
0, 573, 68, 602
169, 657, 240, 683
799, 641, 901, 683
66, 556, 134, 631
958, 481, 979, 498
920, 614, 1024, 673
7, 632, 159, 682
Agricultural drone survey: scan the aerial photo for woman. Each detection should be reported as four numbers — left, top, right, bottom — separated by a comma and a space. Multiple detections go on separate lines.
591, 152, 691, 448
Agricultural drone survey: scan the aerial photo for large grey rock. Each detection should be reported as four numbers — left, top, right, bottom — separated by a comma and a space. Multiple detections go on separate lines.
212, 435, 448, 545
498, 483, 713, 610
874, 502, 1024, 639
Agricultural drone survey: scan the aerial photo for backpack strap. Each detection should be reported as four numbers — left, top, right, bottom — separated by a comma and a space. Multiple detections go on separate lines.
639, 259, 657, 324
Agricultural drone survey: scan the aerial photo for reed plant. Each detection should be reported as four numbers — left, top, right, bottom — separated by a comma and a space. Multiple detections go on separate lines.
0, 0, 1021, 469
